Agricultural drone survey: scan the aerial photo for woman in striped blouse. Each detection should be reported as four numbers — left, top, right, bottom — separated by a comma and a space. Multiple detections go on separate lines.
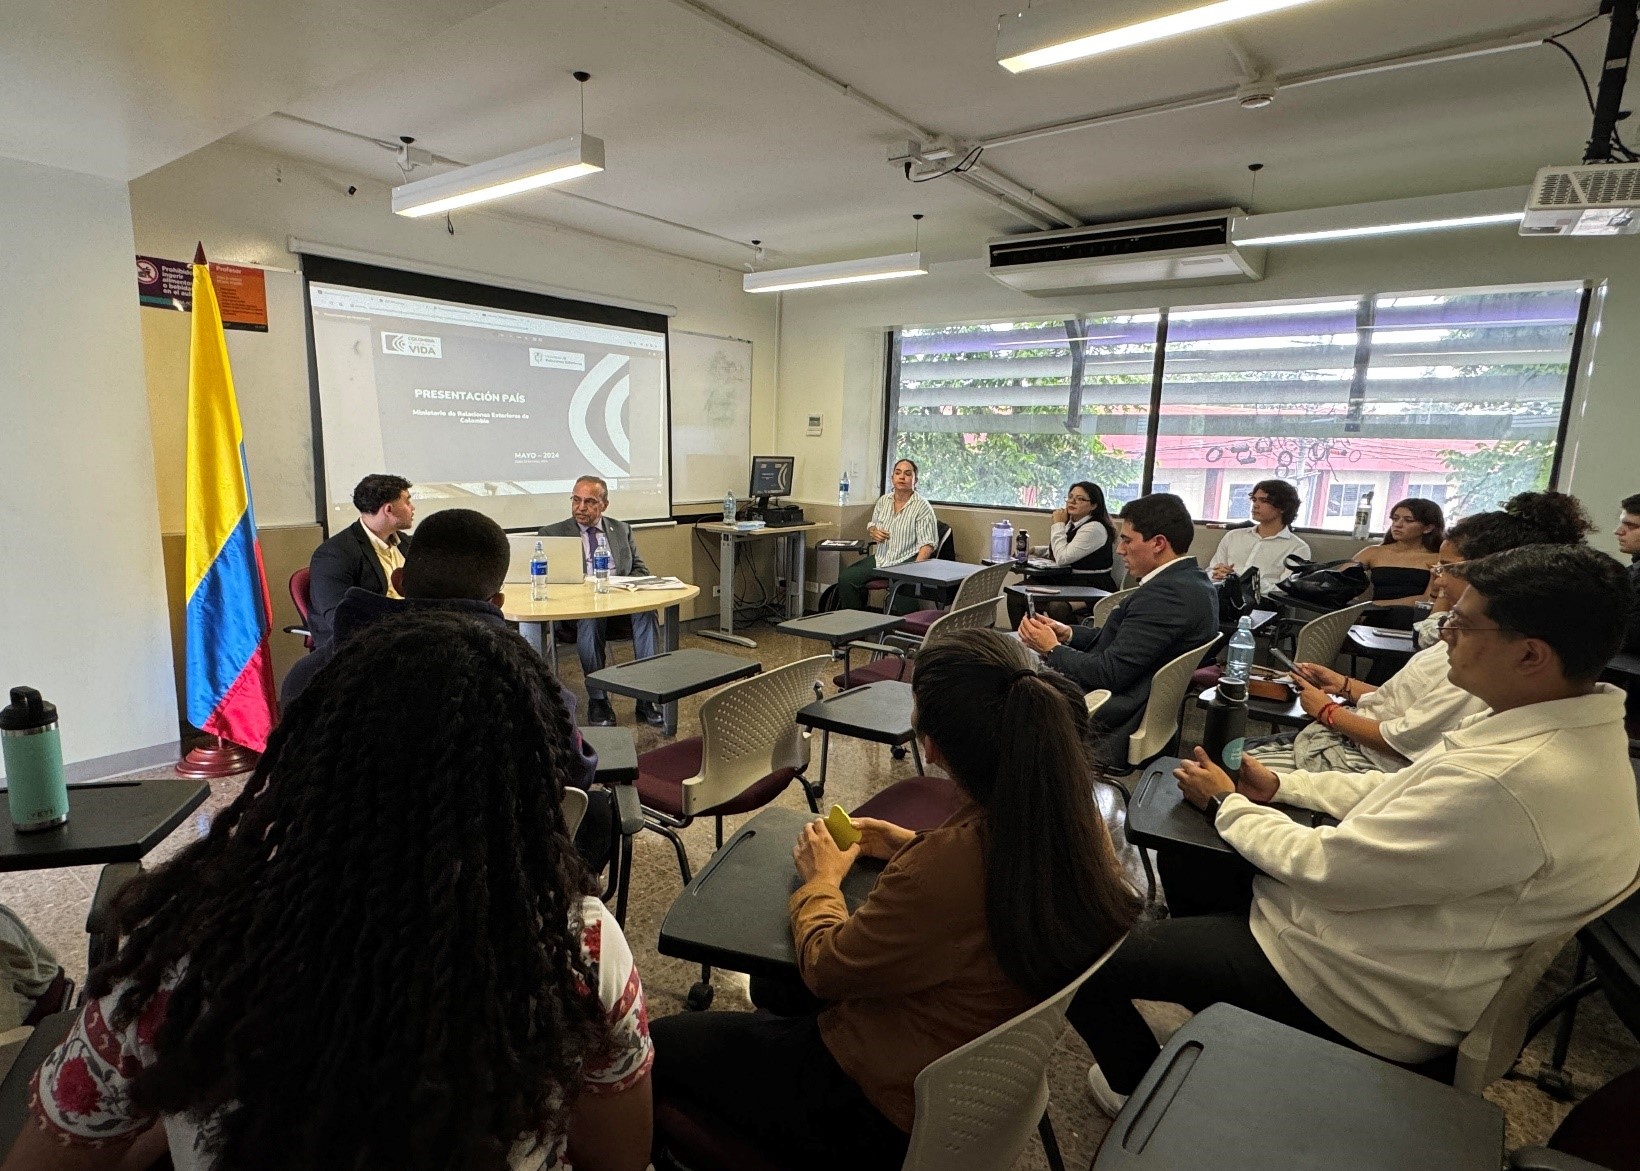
833, 458, 939, 611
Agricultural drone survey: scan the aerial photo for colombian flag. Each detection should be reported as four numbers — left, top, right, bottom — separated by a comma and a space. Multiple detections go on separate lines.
183, 245, 277, 752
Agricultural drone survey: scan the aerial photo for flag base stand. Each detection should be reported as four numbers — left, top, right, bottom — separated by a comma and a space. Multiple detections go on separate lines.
176, 736, 258, 779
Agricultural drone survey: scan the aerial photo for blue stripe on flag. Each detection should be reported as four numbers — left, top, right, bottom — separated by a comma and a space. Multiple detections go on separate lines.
184, 510, 269, 728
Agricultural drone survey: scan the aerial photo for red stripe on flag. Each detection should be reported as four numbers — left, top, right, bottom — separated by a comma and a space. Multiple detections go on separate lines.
203, 637, 277, 754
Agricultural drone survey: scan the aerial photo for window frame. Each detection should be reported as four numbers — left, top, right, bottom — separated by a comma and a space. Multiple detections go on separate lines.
882, 282, 1592, 534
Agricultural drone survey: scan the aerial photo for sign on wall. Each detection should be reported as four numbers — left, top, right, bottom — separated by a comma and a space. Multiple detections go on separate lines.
136, 255, 269, 331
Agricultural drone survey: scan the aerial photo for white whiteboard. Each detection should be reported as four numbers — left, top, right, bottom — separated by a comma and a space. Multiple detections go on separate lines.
669, 330, 751, 505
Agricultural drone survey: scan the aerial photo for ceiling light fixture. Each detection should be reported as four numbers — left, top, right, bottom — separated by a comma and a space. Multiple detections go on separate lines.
997, 0, 1330, 73
392, 71, 603, 218
744, 214, 928, 293
1229, 188, 1528, 247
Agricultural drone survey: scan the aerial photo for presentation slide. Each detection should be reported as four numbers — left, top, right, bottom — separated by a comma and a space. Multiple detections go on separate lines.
307, 277, 670, 532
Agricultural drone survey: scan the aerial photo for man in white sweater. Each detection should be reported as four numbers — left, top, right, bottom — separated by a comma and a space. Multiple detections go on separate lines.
1069, 543, 1640, 1111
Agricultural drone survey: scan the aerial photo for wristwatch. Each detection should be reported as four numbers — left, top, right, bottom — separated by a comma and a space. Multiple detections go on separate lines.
1205, 793, 1227, 822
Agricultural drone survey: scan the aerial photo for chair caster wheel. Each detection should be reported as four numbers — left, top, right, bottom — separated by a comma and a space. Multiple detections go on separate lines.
685, 982, 715, 1011
890, 746, 907, 761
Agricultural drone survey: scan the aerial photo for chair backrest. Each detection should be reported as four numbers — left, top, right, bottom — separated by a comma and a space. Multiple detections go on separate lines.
949, 561, 1013, 611
1085, 689, 1112, 716
683, 656, 831, 816
1455, 865, 1640, 1093
560, 786, 589, 838
1293, 600, 1375, 668
923, 599, 1001, 644
289, 567, 313, 622
1126, 638, 1222, 767
902, 934, 1127, 1171
935, 520, 955, 560
1090, 586, 1138, 628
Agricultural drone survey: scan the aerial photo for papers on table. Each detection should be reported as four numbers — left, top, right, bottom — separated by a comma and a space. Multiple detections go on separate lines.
609, 575, 687, 591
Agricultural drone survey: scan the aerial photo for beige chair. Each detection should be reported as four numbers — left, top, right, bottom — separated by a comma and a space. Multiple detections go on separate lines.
560, 786, 589, 839
1124, 638, 1223, 770
1293, 600, 1375, 669
1085, 688, 1111, 716
1090, 586, 1138, 629
897, 560, 1014, 642
840, 599, 1002, 688
901, 935, 1128, 1171
1455, 866, 1640, 1093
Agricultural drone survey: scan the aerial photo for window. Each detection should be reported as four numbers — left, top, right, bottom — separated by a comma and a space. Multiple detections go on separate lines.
887, 314, 1159, 509
1225, 482, 1257, 521
887, 283, 1587, 531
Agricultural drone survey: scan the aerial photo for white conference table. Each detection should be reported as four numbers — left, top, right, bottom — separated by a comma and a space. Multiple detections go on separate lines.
502, 580, 701, 735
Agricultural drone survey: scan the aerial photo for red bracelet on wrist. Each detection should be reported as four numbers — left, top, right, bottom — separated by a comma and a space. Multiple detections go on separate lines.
1318, 702, 1340, 728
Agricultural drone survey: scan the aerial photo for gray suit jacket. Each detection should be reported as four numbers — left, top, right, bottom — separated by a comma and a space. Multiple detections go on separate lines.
538, 515, 650, 577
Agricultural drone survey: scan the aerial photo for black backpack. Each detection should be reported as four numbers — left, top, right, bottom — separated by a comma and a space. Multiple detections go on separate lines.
1216, 566, 1261, 624
1268, 555, 1370, 611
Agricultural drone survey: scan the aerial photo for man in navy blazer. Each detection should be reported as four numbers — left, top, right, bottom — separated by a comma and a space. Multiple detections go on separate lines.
1020, 493, 1219, 765
306, 474, 415, 647
539, 475, 663, 727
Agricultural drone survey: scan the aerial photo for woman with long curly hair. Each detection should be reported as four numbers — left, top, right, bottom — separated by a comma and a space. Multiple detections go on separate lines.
6, 611, 652, 1171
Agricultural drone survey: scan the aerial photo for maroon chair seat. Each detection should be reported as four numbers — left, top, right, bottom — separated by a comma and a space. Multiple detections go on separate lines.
654, 1099, 784, 1171
832, 656, 913, 690
851, 775, 964, 832
635, 737, 801, 819
898, 607, 943, 637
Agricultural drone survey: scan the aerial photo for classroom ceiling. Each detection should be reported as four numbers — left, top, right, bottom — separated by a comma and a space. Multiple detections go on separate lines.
1, 0, 1612, 270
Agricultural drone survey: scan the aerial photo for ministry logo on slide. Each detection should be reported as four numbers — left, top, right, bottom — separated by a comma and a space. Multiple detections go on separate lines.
382, 332, 443, 358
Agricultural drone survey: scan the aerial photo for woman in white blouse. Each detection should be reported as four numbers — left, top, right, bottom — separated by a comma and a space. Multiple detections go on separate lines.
1008, 481, 1117, 625
834, 459, 939, 611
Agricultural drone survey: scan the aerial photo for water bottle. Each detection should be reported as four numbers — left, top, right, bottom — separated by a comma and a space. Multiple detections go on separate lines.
1201, 679, 1248, 775
990, 520, 1014, 562
592, 534, 612, 594
1352, 489, 1375, 541
723, 490, 737, 524
1224, 615, 1256, 686
839, 471, 850, 507
1015, 529, 1030, 560
1, 687, 69, 833
530, 541, 549, 602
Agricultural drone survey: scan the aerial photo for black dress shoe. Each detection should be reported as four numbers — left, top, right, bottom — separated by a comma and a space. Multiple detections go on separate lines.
586, 698, 617, 727
635, 700, 667, 728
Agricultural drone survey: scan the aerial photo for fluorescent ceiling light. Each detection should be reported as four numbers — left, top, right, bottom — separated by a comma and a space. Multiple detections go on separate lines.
998, 0, 1329, 73
1230, 188, 1529, 247
392, 135, 604, 218
743, 252, 927, 293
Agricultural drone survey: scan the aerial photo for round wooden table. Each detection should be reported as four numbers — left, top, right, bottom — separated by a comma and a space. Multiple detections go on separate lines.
501, 581, 701, 733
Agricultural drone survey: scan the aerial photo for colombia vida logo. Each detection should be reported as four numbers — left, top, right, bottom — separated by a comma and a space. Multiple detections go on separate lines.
381, 332, 442, 358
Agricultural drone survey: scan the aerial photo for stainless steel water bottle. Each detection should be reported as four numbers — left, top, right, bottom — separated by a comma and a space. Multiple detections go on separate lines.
1, 687, 69, 832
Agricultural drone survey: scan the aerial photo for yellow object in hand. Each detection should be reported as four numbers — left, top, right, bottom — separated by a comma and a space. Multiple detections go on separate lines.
824, 804, 861, 850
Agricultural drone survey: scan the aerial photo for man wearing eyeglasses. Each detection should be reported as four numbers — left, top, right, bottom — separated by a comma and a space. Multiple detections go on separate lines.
1208, 479, 1310, 593
539, 476, 663, 727
1069, 544, 1639, 1117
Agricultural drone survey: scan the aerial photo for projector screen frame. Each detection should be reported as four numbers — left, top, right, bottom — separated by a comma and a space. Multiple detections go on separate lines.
297, 252, 673, 536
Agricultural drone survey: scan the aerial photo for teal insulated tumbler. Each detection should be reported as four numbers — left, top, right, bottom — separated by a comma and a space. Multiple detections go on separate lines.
1, 687, 69, 832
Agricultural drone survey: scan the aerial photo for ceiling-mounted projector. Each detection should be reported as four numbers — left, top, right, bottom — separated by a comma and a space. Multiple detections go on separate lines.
1520, 162, 1640, 236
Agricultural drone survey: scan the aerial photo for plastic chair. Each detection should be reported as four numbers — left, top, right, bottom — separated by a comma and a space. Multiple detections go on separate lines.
1510, 1065, 1640, 1171
635, 655, 831, 1008
283, 567, 314, 650
834, 599, 1001, 688
1090, 587, 1138, 629
560, 786, 589, 839
900, 935, 1128, 1171
1293, 600, 1375, 669
898, 560, 1012, 640
1086, 688, 1112, 716
1455, 866, 1640, 1093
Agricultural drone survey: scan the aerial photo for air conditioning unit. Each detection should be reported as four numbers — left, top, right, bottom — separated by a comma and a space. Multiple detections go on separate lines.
1520, 162, 1640, 236
986, 208, 1264, 295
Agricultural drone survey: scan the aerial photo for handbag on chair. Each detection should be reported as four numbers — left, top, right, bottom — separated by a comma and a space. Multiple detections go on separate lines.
1215, 566, 1261, 624
1267, 555, 1369, 611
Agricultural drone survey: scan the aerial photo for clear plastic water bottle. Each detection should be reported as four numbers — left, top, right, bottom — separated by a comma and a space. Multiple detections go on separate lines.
1224, 614, 1256, 685
1352, 489, 1375, 541
530, 541, 549, 602
990, 520, 1014, 562
592, 534, 612, 594
723, 490, 737, 524
839, 470, 850, 507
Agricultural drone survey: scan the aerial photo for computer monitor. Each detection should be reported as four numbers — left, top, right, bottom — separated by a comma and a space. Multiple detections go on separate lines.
750, 455, 795, 508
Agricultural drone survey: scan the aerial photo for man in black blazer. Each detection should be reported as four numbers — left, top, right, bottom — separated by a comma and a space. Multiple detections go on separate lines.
539, 475, 663, 727
1019, 493, 1220, 765
306, 474, 414, 647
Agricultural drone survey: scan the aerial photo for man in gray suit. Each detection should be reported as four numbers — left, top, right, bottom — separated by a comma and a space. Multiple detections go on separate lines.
540, 475, 663, 726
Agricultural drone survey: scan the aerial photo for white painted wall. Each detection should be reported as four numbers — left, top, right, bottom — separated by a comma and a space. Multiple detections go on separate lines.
774, 232, 1640, 557
128, 140, 779, 530
0, 157, 178, 773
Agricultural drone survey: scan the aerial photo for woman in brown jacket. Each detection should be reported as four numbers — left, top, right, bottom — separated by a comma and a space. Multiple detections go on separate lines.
650, 629, 1141, 1170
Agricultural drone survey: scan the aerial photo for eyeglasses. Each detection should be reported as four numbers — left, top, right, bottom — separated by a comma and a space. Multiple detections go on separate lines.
1435, 610, 1510, 637
1430, 561, 1467, 578
1067, 495, 1092, 504
569, 495, 604, 507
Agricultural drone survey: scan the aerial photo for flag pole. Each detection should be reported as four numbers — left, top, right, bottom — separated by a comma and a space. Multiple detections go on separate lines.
178, 735, 258, 777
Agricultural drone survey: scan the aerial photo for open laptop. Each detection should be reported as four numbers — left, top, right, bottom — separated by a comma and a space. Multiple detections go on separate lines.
505, 534, 587, 584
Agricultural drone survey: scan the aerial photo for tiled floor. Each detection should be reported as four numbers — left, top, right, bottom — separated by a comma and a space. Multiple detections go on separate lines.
13, 617, 1637, 1168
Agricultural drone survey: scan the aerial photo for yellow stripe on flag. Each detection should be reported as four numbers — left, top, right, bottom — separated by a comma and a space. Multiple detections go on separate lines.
183, 261, 251, 599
